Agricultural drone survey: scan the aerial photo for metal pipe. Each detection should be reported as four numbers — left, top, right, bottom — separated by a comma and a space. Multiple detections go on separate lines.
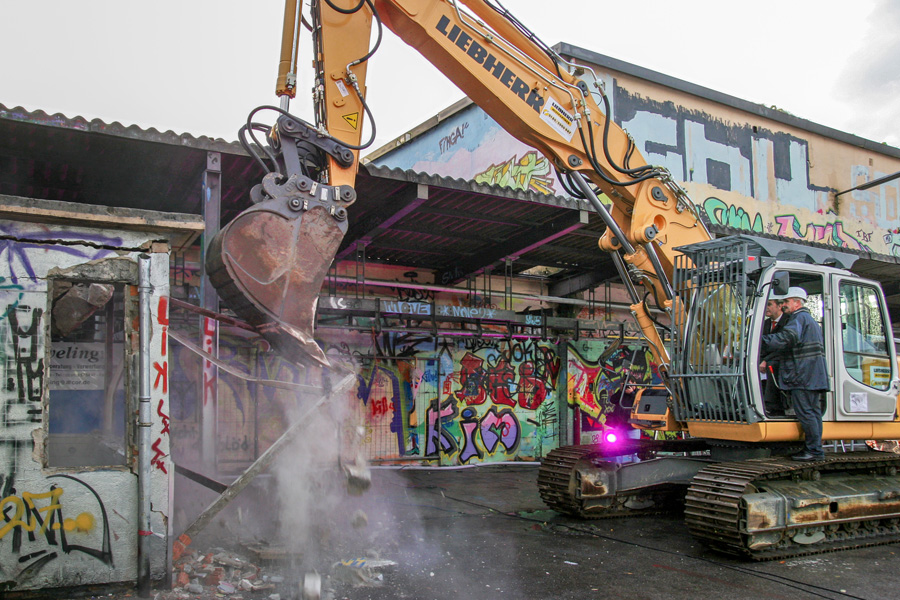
571, 173, 636, 255
137, 255, 152, 596
834, 169, 900, 197
325, 275, 650, 310
610, 251, 641, 304
643, 241, 674, 300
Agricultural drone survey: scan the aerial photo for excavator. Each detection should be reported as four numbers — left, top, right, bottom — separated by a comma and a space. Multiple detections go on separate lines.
205, 0, 900, 560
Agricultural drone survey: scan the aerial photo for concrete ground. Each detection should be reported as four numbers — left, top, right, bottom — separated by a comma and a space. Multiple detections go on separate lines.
54, 464, 900, 600
323, 464, 898, 600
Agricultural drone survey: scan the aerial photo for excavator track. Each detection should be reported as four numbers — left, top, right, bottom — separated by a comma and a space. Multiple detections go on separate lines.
685, 451, 900, 560
538, 445, 604, 518
538, 440, 706, 518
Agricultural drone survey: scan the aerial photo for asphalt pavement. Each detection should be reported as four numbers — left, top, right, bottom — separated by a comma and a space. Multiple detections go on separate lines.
49, 463, 900, 600
324, 464, 899, 600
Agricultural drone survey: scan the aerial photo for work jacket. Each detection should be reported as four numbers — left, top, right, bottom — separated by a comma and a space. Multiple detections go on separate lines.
760, 313, 787, 380
761, 307, 829, 391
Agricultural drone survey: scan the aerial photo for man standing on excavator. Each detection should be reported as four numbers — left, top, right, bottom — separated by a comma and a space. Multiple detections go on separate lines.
761, 287, 829, 461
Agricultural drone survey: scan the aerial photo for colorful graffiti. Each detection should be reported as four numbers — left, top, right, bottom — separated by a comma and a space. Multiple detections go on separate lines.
473, 151, 555, 194
567, 341, 659, 437
882, 227, 900, 257
431, 338, 558, 464
373, 78, 900, 256
355, 362, 414, 459
702, 197, 873, 251
313, 332, 562, 465
0, 234, 174, 591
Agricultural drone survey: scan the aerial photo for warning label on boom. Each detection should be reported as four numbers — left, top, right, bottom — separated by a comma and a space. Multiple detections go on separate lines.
343, 112, 360, 129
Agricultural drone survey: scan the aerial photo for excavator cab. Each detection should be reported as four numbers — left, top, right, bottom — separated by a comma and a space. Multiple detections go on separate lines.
668, 234, 900, 438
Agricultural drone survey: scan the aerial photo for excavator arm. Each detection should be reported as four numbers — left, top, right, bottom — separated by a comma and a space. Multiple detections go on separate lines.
207, 0, 711, 369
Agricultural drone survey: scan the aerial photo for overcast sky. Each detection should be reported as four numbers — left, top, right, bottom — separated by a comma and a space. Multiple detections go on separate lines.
1, 0, 897, 153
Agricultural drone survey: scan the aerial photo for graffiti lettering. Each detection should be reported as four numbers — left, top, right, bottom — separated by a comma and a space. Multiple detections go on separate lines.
524, 314, 542, 326
484, 356, 515, 407
702, 197, 764, 232
774, 214, 869, 250
0, 476, 114, 576
153, 296, 170, 475
516, 362, 547, 410
356, 365, 408, 456
473, 151, 555, 195
458, 406, 520, 463
7, 307, 44, 408
437, 305, 497, 319
157, 400, 169, 435
463, 337, 500, 353
393, 284, 435, 304
201, 317, 216, 409
702, 197, 872, 251
150, 438, 168, 474
439, 122, 469, 154
152, 361, 168, 394
382, 301, 431, 316
425, 397, 459, 456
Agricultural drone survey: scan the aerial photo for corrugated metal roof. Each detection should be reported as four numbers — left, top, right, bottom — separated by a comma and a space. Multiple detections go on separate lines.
0, 103, 259, 223
0, 103, 610, 288
2, 102, 897, 311
353, 164, 607, 282
0, 103, 245, 154
362, 163, 585, 209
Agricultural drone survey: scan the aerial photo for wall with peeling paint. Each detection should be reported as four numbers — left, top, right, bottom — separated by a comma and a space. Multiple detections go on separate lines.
0, 218, 172, 592
370, 59, 900, 256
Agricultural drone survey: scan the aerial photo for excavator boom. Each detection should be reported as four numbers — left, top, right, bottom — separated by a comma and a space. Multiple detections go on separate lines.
207, 0, 710, 368
203, 0, 900, 562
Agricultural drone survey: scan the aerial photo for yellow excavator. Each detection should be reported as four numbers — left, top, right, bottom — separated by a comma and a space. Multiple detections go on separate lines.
206, 0, 900, 559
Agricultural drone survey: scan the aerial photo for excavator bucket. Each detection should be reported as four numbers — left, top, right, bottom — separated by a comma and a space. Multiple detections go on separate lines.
206, 171, 354, 367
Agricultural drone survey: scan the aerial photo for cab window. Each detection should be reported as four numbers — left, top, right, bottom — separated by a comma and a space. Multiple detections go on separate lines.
839, 282, 892, 391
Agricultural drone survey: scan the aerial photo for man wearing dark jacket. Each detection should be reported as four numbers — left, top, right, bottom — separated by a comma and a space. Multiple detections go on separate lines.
759, 296, 788, 416
761, 287, 829, 461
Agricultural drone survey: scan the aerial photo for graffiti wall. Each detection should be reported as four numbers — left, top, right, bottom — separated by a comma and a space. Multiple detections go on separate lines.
566, 339, 661, 445
196, 323, 564, 467
329, 332, 562, 465
201, 323, 674, 465
371, 63, 900, 256
0, 218, 172, 592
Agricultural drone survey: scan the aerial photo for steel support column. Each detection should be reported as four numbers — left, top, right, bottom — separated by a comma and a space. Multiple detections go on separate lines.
200, 152, 221, 470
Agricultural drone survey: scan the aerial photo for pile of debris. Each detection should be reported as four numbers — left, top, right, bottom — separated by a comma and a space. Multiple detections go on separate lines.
158, 546, 397, 600
165, 548, 288, 600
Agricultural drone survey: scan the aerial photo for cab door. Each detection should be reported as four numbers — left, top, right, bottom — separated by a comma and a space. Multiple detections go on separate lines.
830, 275, 899, 421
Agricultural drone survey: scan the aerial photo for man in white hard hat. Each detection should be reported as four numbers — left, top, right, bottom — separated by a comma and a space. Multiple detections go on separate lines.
761, 287, 828, 461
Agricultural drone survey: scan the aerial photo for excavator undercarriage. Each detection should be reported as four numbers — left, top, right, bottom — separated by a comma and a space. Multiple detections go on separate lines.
538, 444, 900, 560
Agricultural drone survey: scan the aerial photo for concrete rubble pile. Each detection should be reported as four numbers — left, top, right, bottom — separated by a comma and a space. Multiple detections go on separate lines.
165, 548, 287, 600
158, 546, 397, 600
